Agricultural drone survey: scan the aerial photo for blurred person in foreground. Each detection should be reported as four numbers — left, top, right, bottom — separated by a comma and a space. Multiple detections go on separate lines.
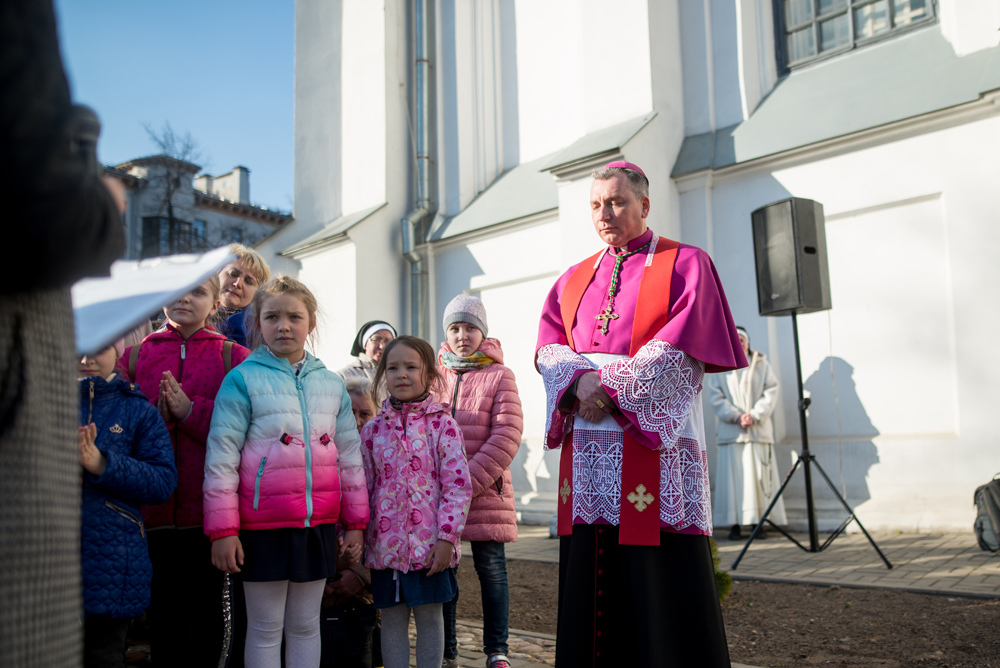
0, 0, 125, 664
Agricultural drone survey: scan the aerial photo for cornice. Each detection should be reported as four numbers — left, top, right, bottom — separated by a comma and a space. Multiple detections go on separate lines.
194, 193, 292, 226
676, 90, 1000, 191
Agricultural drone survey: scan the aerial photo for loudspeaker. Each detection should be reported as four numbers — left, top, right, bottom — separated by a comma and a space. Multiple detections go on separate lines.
751, 197, 832, 317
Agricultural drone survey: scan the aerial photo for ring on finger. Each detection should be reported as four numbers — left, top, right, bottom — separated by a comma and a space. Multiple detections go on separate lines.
595, 399, 606, 409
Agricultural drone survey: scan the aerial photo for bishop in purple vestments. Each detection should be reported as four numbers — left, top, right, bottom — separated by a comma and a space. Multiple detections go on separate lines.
535, 162, 746, 667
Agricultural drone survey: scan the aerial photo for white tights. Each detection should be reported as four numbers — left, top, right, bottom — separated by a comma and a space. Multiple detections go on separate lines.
243, 579, 327, 668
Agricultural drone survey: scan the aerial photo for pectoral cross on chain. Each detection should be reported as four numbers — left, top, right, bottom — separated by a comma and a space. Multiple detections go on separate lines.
594, 239, 652, 335
595, 307, 619, 335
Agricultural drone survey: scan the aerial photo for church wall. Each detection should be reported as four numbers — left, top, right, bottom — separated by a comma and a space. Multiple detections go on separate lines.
678, 113, 1000, 532
430, 217, 562, 522
291, 0, 343, 243
341, 0, 386, 215
298, 242, 358, 373
939, 0, 1000, 56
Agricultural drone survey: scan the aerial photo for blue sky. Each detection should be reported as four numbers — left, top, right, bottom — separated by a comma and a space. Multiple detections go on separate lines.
54, 0, 295, 212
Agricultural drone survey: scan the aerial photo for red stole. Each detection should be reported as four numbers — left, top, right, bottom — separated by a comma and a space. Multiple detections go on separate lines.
557, 236, 680, 545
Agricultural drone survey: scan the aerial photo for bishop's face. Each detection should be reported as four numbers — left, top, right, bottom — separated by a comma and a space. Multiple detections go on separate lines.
590, 173, 650, 247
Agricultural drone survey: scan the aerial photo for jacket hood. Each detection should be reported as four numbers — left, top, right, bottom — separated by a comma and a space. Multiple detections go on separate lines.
240, 346, 327, 378
438, 337, 504, 365
378, 393, 449, 421
78, 374, 149, 402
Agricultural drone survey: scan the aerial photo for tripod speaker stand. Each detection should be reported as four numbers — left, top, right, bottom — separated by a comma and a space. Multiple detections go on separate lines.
732, 198, 892, 571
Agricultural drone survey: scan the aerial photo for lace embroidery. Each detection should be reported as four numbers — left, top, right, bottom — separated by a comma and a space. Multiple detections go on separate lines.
600, 339, 704, 445
565, 341, 712, 532
569, 428, 711, 532
536, 344, 594, 449
660, 436, 712, 533
571, 429, 623, 525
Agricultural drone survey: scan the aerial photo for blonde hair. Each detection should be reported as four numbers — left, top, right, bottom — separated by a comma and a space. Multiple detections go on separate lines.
250, 274, 320, 350
228, 243, 272, 286
205, 273, 222, 301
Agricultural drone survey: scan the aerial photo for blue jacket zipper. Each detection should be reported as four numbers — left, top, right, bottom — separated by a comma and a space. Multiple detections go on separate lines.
253, 456, 267, 510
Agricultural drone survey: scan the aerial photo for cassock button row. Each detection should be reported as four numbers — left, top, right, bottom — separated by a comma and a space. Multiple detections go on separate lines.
597, 611, 603, 616
598, 590, 603, 596
598, 528, 604, 535
597, 631, 602, 637
598, 569, 603, 575
598, 549, 604, 554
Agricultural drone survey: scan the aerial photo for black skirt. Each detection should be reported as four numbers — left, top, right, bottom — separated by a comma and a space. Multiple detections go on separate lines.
239, 524, 339, 583
556, 524, 732, 668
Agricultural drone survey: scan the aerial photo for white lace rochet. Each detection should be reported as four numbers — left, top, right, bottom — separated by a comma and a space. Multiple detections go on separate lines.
538, 340, 713, 533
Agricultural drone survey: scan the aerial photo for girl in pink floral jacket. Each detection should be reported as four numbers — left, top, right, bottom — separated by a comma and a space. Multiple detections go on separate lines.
360, 336, 472, 668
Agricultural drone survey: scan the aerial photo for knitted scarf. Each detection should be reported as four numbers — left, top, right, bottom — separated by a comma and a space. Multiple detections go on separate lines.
439, 350, 495, 372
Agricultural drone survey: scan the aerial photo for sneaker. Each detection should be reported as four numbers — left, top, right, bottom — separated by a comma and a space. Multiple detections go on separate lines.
487, 654, 512, 668
442, 658, 459, 668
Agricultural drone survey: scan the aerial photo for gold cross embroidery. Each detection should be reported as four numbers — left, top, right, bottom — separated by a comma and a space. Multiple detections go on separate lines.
109, 424, 123, 434
627, 484, 654, 512
594, 307, 619, 336
559, 478, 571, 505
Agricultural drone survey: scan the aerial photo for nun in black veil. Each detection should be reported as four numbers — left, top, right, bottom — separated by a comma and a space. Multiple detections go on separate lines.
336, 320, 396, 384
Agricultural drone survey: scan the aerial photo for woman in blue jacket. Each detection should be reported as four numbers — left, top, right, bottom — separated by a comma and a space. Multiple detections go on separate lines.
78, 340, 176, 668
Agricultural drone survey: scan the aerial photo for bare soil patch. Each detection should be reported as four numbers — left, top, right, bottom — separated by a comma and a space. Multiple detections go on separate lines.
455, 556, 558, 636
459, 559, 1000, 667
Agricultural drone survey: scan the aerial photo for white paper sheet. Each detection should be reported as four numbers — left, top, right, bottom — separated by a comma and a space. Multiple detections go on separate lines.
72, 246, 235, 355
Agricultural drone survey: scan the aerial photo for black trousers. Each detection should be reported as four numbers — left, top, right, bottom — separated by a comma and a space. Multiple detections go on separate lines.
83, 616, 129, 668
147, 529, 225, 668
556, 525, 732, 668
319, 599, 378, 668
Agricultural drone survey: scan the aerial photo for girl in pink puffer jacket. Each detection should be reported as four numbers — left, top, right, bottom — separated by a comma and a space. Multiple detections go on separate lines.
435, 295, 523, 668
361, 335, 472, 668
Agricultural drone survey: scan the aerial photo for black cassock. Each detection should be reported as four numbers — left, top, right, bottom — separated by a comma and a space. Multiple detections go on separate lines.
556, 525, 732, 667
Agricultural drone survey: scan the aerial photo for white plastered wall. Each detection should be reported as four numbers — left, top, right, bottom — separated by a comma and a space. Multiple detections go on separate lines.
298, 243, 358, 372
682, 113, 1000, 532
430, 218, 562, 520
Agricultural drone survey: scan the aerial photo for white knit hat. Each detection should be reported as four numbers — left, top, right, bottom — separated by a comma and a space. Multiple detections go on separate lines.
442, 294, 488, 337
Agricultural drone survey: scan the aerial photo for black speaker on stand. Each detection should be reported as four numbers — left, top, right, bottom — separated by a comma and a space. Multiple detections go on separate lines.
731, 197, 891, 571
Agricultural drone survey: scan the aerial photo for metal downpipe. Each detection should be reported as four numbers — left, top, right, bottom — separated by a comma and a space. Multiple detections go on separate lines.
401, 0, 434, 338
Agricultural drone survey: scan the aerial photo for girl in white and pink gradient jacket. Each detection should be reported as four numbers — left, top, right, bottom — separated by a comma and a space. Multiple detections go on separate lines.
203, 276, 368, 668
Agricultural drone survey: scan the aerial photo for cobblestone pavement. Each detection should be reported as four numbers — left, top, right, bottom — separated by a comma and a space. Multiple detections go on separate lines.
406, 620, 555, 667
406, 620, 760, 668
718, 531, 1000, 597
503, 524, 1000, 598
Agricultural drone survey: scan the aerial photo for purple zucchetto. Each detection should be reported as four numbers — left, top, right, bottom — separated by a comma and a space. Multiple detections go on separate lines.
603, 160, 647, 182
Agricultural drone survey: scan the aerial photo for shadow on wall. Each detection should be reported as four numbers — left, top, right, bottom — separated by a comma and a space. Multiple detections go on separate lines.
779, 356, 879, 527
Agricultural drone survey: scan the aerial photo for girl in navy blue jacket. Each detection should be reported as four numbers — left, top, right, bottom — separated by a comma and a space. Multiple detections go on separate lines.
78, 339, 176, 668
